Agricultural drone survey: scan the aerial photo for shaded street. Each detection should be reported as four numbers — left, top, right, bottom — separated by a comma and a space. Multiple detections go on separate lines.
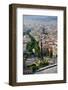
35, 65, 57, 74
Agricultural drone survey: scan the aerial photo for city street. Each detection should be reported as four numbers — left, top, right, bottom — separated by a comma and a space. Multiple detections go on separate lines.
24, 57, 57, 74
35, 65, 57, 74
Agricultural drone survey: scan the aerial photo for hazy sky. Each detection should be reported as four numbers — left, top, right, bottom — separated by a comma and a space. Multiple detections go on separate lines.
23, 15, 57, 22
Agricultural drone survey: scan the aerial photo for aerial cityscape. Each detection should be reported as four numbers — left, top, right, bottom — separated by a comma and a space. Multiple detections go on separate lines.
23, 15, 57, 75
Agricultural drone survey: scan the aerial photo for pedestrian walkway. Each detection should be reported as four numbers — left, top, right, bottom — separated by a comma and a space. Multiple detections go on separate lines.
35, 65, 57, 74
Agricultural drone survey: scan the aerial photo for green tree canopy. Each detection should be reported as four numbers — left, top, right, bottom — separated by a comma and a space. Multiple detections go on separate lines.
26, 33, 40, 57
